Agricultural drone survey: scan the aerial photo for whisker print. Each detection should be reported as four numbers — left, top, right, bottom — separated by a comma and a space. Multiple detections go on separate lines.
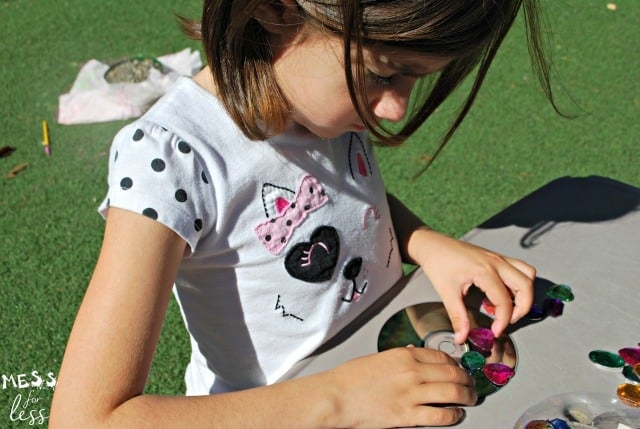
275, 295, 304, 322
386, 227, 395, 268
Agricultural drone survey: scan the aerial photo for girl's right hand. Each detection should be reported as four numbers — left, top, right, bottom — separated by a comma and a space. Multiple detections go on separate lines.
324, 346, 477, 428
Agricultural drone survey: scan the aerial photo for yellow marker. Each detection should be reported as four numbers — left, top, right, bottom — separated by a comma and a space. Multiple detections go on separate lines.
42, 120, 51, 156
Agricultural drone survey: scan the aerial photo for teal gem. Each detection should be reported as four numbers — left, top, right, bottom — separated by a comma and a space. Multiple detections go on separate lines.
545, 284, 574, 302
471, 371, 499, 396
461, 351, 486, 372
623, 365, 640, 382
588, 350, 625, 368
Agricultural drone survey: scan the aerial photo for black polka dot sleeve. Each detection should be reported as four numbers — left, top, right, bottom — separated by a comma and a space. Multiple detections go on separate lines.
98, 122, 214, 254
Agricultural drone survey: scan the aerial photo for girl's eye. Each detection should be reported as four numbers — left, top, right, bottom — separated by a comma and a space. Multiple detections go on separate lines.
366, 70, 394, 87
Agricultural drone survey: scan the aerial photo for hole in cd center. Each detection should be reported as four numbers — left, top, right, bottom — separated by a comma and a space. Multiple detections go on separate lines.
438, 340, 456, 354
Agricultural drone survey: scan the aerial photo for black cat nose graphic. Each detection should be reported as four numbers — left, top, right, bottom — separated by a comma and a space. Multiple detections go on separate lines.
343, 257, 362, 280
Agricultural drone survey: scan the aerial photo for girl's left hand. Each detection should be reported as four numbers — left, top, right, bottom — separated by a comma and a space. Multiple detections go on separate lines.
408, 228, 535, 344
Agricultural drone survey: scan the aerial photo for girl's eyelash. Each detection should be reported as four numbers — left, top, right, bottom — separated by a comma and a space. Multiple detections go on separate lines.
366, 70, 394, 86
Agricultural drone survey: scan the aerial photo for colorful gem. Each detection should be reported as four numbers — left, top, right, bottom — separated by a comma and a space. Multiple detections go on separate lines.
623, 365, 640, 383
468, 327, 494, 353
460, 351, 486, 372
545, 284, 574, 302
524, 420, 552, 429
617, 383, 640, 407
543, 298, 564, 317
524, 304, 546, 321
483, 362, 515, 386
619, 347, 640, 365
471, 371, 499, 396
479, 298, 496, 318
548, 418, 570, 429
588, 350, 625, 368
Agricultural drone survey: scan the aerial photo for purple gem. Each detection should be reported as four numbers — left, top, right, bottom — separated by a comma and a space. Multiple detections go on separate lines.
524, 304, 546, 321
548, 418, 570, 429
468, 327, 494, 352
543, 298, 564, 317
619, 347, 640, 365
483, 363, 514, 386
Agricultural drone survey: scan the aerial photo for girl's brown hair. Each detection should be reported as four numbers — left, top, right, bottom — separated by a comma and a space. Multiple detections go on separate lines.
182, 0, 558, 166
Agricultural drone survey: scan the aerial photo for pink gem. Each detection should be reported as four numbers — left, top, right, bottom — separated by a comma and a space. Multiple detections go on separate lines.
483, 363, 515, 386
468, 327, 494, 352
480, 298, 496, 318
619, 347, 640, 365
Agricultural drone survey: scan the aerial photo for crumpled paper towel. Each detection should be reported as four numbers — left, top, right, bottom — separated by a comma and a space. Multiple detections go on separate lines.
57, 48, 202, 125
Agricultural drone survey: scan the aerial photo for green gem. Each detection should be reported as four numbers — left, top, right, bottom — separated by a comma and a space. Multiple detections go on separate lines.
472, 371, 499, 396
461, 351, 486, 371
623, 365, 640, 382
588, 350, 625, 368
545, 284, 574, 302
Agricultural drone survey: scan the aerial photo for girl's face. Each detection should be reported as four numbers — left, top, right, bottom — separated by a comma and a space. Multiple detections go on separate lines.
272, 28, 453, 139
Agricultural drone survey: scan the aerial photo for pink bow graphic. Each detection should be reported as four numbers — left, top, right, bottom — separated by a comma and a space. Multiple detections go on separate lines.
254, 175, 329, 255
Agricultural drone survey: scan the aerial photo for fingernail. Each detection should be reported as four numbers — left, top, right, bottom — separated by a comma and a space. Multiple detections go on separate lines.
458, 408, 467, 422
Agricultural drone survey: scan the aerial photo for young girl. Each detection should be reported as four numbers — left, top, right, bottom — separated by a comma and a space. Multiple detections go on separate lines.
51, 1, 554, 427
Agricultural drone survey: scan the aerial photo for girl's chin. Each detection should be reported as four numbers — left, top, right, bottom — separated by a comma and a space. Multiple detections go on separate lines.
286, 120, 365, 139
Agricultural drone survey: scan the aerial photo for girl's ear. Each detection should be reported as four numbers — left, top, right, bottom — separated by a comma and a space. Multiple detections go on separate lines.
254, 0, 303, 35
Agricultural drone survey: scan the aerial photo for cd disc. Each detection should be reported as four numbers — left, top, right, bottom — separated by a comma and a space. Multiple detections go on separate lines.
377, 302, 517, 397
423, 330, 469, 363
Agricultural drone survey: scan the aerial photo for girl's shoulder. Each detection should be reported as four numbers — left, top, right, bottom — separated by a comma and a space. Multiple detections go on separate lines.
141, 77, 244, 148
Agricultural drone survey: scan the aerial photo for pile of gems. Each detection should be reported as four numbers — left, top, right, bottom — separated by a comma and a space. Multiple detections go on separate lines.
524, 338, 640, 429
588, 345, 640, 407
460, 327, 514, 396
521, 344, 640, 427
523, 408, 640, 428
464, 283, 577, 395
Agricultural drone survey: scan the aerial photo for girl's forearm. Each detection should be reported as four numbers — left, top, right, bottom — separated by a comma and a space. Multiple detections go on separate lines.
386, 192, 437, 265
50, 374, 340, 429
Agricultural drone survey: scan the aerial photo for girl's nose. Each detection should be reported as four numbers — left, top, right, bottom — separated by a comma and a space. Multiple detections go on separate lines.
370, 89, 410, 123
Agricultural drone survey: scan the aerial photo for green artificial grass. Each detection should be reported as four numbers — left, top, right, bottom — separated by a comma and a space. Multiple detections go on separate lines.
0, 1, 638, 426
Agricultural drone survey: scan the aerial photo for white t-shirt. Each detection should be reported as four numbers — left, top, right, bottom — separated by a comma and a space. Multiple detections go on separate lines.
99, 77, 403, 394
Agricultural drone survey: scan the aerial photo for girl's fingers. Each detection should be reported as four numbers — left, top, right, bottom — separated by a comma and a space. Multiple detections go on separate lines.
436, 287, 472, 344
411, 381, 477, 406
503, 257, 536, 322
469, 256, 534, 337
409, 406, 467, 428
